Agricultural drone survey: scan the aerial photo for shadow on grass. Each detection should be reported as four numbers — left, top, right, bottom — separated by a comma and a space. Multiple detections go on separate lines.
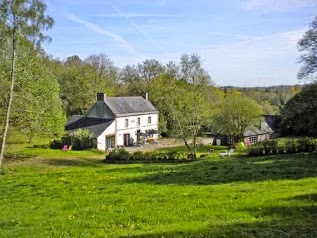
4, 152, 34, 163
43, 158, 105, 167
126, 153, 317, 185
120, 194, 317, 238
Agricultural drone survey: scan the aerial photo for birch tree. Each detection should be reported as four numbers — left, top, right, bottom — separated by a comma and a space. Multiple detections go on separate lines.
0, 0, 54, 169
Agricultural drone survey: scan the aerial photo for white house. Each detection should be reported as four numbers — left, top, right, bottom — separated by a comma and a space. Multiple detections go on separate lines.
65, 93, 159, 150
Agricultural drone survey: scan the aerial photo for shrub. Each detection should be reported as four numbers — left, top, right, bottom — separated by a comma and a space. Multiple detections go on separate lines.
248, 138, 317, 156
105, 149, 192, 163
297, 137, 316, 152
49, 139, 63, 149
106, 148, 131, 162
71, 129, 95, 150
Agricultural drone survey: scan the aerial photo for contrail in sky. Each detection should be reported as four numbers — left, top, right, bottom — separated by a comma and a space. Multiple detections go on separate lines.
112, 2, 171, 58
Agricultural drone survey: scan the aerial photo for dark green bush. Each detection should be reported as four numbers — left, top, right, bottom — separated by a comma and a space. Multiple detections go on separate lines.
105, 149, 191, 163
248, 138, 317, 156
49, 139, 63, 149
50, 130, 96, 150
106, 148, 130, 162
297, 137, 316, 152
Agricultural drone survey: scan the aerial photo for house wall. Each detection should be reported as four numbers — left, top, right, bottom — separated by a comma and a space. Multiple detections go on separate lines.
96, 121, 116, 150
115, 113, 159, 146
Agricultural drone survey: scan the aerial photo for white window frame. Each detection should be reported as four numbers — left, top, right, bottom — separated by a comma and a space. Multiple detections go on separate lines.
124, 119, 129, 128
249, 136, 258, 144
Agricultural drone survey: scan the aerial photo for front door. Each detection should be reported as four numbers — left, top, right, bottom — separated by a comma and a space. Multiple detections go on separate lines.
136, 130, 140, 144
123, 133, 130, 146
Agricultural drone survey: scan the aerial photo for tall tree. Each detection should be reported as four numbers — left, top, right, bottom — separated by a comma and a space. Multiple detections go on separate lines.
175, 54, 214, 158
298, 16, 317, 81
12, 45, 65, 141
214, 91, 263, 143
280, 83, 317, 136
0, 0, 54, 168
137, 59, 165, 93
84, 53, 119, 96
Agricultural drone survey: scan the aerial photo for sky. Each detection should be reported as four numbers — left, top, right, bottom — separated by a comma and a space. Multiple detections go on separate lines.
43, 0, 317, 87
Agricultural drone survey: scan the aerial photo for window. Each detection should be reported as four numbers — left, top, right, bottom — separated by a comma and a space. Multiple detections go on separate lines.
137, 117, 140, 126
249, 136, 258, 144
124, 119, 129, 128
227, 136, 234, 144
148, 116, 151, 124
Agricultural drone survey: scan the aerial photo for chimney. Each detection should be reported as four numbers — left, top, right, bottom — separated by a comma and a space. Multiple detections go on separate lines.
97, 92, 106, 101
145, 92, 149, 101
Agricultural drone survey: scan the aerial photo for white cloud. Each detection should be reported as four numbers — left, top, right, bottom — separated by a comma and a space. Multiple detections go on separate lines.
243, 0, 317, 13
65, 13, 144, 58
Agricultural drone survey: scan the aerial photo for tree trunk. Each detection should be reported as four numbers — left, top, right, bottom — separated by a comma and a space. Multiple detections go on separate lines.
193, 135, 197, 159
175, 117, 192, 153
0, 37, 17, 169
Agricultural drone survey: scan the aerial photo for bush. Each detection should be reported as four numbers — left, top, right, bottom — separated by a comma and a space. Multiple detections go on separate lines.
297, 137, 316, 152
49, 139, 63, 149
105, 149, 191, 163
71, 129, 95, 150
50, 130, 96, 151
106, 149, 131, 162
248, 138, 317, 156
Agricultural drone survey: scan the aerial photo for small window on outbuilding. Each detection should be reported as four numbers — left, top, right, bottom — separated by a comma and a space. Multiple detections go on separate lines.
249, 136, 258, 144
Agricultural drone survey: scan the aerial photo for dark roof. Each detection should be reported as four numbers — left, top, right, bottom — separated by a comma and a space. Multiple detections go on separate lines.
65, 116, 114, 137
105, 96, 158, 116
263, 115, 279, 131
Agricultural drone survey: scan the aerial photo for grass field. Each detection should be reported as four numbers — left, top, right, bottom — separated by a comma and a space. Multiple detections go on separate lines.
0, 141, 317, 237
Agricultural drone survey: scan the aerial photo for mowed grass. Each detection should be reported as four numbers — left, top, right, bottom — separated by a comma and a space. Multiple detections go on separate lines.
0, 143, 317, 237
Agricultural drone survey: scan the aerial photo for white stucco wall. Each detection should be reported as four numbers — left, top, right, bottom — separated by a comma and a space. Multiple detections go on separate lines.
96, 121, 116, 150
116, 113, 159, 146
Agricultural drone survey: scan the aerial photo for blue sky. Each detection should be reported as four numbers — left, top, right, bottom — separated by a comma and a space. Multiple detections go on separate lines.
43, 0, 317, 87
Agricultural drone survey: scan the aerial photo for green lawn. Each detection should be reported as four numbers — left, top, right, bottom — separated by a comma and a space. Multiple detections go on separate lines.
0, 144, 316, 237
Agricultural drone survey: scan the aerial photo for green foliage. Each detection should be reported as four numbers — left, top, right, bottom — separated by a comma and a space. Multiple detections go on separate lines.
11, 46, 65, 141
105, 148, 193, 163
215, 90, 263, 143
70, 129, 95, 150
50, 129, 96, 151
248, 138, 317, 156
280, 83, 317, 137
49, 139, 63, 150
238, 85, 302, 115
0, 0, 54, 168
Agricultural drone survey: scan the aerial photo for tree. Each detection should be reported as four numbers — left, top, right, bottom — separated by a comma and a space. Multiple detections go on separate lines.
215, 91, 263, 143
84, 53, 119, 97
0, 0, 54, 169
11, 46, 65, 141
279, 83, 317, 136
173, 54, 214, 158
298, 16, 317, 81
